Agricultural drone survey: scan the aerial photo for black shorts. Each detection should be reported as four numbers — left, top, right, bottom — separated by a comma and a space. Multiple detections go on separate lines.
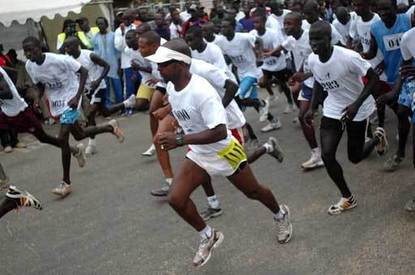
262, 68, 291, 83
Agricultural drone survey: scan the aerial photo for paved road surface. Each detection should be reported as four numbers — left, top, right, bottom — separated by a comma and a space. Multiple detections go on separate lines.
0, 95, 414, 275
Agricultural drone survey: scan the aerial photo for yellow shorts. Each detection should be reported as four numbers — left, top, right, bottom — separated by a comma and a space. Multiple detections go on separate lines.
136, 85, 154, 100
186, 138, 247, 177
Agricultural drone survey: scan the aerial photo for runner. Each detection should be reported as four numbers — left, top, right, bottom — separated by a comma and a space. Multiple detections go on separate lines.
0, 185, 42, 219
148, 39, 292, 267
397, 23, 415, 211
364, 0, 414, 171
306, 21, 387, 215
0, 65, 88, 194
65, 37, 111, 156
251, 11, 295, 113
23, 36, 125, 196
216, 17, 281, 133
266, 12, 324, 170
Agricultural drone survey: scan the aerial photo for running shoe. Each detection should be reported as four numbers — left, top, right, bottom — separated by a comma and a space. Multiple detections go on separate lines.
193, 229, 224, 267
266, 137, 284, 162
374, 127, 388, 156
108, 119, 125, 143
85, 144, 97, 156
73, 143, 86, 168
141, 144, 156, 157
124, 94, 136, 109
4, 146, 12, 153
301, 151, 324, 170
6, 185, 42, 210
15, 142, 27, 149
261, 119, 282, 133
200, 207, 223, 221
259, 99, 270, 122
328, 196, 357, 215
150, 182, 170, 197
51, 182, 72, 197
274, 204, 292, 244
405, 198, 415, 212
384, 155, 402, 172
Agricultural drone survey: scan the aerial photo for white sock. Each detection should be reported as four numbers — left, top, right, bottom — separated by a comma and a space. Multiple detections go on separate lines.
263, 142, 273, 153
274, 208, 286, 220
207, 195, 220, 209
311, 147, 320, 156
165, 178, 173, 186
88, 138, 96, 146
199, 225, 213, 239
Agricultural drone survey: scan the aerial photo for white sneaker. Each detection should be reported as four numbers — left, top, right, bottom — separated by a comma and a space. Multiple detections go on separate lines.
261, 119, 282, 133
108, 119, 125, 143
301, 151, 324, 170
192, 230, 224, 267
141, 144, 156, 157
292, 117, 299, 124
259, 99, 270, 122
124, 94, 136, 109
73, 143, 86, 168
328, 196, 357, 215
85, 144, 97, 156
51, 182, 72, 197
3, 146, 12, 153
275, 204, 293, 244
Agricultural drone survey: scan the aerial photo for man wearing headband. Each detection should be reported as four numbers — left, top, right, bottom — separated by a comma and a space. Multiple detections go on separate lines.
147, 39, 293, 268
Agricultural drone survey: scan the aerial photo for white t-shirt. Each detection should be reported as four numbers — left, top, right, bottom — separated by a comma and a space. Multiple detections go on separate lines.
265, 15, 282, 32
0, 67, 28, 117
191, 42, 228, 71
215, 33, 262, 79
180, 11, 191, 22
170, 22, 182, 39
271, 10, 290, 26
236, 11, 245, 21
250, 28, 286, 72
308, 46, 376, 121
74, 50, 106, 91
401, 27, 415, 61
114, 24, 136, 69
282, 30, 314, 87
25, 53, 81, 116
332, 18, 352, 45
190, 58, 246, 129
126, 47, 154, 87
406, 5, 415, 17
302, 19, 343, 45
167, 74, 232, 154
349, 13, 386, 81
191, 42, 236, 82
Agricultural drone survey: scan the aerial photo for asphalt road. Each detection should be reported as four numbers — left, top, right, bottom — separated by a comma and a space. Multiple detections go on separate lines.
0, 93, 414, 275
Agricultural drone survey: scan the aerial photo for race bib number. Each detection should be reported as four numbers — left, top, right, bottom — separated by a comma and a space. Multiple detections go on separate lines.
383, 33, 404, 51
51, 99, 65, 108
230, 55, 245, 64
265, 58, 277, 66
320, 80, 340, 91
218, 138, 247, 170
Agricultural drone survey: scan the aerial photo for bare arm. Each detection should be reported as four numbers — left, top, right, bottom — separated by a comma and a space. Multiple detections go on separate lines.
222, 79, 239, 107
361, 33, 378, 60
0, 76, 13, 100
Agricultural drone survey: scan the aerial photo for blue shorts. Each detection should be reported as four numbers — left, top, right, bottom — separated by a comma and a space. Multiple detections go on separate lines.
237, 76, 258, 99
398, 79, 415, 109
298, 84, 313, 101
60, 109, 80, 125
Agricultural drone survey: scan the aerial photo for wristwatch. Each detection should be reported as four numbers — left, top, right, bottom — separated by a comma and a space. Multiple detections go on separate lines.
175, 132, 185, 146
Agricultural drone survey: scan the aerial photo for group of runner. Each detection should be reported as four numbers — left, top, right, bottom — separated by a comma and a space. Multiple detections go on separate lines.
0, 0, 414, 268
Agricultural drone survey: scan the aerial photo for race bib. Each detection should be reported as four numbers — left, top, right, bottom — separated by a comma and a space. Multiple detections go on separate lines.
51, 99, 65, 108
383, 33, 404, 51
265, 58, 277, 66
46, 80, 63, 90
218, 138, 247, 170
231, 55, 245, 64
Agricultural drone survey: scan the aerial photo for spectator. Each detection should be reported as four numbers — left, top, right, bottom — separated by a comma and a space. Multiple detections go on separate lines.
114, 9, 139, 116
182, 4, 207, 35
232, 0, 246, 21
0, 44, 12, 68
154, 13, 171, 40
239, 3, 255, 32
227, 7, 245, 32
93, 17, 123, 108
57, 19, 87, 53
180, 2, 192, 22
169, 9, 183, 39
211, 5, 226, 27
76, 17, 99, 50
133, 8, 142, 27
